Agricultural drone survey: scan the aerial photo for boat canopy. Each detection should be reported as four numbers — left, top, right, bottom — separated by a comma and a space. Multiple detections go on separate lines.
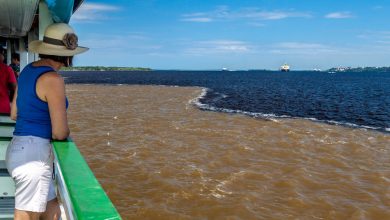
0, 0, 84, 38
0, 0, 39, 38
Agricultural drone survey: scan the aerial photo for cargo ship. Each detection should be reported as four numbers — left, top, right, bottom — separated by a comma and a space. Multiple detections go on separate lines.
280, 63, 290, 72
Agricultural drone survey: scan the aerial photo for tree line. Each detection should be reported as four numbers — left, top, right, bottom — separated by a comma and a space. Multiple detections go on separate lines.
62, 66, 152, 71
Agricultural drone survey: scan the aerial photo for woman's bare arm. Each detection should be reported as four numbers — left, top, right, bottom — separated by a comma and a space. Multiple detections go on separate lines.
10, 86, 17, 120
37, 72, 70, 140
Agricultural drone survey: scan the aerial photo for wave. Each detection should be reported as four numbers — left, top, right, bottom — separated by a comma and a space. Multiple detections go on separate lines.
189, 88, 294, 123
189, 87, 389, 133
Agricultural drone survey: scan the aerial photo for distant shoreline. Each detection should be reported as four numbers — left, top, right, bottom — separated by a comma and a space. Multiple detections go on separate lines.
61, 66, 390, 72
62, 66, 152, 71
327, 66, 390, 73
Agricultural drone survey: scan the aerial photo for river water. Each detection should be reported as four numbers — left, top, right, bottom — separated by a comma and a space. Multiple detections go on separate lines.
63, 70, 390, 132
66, 84, 390, 220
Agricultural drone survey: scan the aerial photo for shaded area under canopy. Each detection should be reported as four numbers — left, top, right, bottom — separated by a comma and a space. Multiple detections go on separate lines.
0, 0, 84, 38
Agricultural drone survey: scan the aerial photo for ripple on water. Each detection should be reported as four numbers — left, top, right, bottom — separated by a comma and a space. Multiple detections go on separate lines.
67, 84, 390, 220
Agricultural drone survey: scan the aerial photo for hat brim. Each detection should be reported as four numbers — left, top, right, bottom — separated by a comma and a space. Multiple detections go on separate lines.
29, 40, 89, 56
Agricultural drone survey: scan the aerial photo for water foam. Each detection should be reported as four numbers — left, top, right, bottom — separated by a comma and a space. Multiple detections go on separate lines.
189, 88, 287, 120
189, 87, 389, 133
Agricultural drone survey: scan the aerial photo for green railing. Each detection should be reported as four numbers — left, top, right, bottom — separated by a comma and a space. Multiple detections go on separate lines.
52, 139, 121, 220
0, 114, 121, 219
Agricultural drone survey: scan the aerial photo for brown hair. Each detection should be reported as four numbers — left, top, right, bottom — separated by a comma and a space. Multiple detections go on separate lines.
11, 53, 20, 62
39, 54, 73, 67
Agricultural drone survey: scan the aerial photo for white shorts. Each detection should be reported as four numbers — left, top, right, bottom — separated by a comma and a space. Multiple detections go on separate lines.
6, 135, 56, 213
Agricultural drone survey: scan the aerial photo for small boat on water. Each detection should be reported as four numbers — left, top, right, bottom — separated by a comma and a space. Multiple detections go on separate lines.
0, 1, 121, 219
280, 63, 290, 72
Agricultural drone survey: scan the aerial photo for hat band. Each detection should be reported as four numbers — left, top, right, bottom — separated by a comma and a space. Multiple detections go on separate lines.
43, 36, 65, 47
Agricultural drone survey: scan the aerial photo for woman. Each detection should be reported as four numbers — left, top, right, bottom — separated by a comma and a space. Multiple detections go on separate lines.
6, 23, 88, 220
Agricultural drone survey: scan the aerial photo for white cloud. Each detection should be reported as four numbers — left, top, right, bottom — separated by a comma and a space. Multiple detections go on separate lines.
185, 40, 252, 55
80, 3, 119, 11
372, 6, 383, 10
270, 42, 338, 55
276, 42, 329, 49
181, 6, 312, 23
248, 22, 265, 27
325, 12, 353, 19
181, 17, 213, 22
376, 40, 390, 44
184, 40, 341, 56
378, 31, 390, 39
357, 31, 390, 40
356, 30, 390, 49
81, 33, 161, 52
72, 3, 121, 22
241, 10, 311, 20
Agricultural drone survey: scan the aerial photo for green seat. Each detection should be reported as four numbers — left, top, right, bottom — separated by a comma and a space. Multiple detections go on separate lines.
0, 139, 11, 169
0, 116, 14, 124
0, 196, 14, 220
0, 121, 13, 169
0, 176, 14, 197
0, 126, 13, 139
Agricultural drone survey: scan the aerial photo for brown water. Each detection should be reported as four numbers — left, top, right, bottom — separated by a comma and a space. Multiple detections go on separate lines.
66, 84, 390, 220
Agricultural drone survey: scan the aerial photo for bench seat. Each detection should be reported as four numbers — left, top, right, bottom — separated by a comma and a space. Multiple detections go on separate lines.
0, 120, 15, 220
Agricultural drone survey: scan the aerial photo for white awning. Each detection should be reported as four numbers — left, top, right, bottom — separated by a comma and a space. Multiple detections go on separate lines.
0, 0, 39, 38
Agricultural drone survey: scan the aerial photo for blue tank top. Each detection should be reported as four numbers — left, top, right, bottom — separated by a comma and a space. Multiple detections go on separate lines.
14, 63, 68, 139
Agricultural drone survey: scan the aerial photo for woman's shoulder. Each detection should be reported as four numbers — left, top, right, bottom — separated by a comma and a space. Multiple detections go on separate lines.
21, 62, 53, 75
39, 71, 63, 84
36, 72, 65, 99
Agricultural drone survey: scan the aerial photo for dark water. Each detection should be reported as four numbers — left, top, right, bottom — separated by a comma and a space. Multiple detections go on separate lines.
62, 71, 390, 132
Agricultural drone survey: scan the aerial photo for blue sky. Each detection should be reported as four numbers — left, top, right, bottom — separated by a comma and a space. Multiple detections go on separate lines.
70, 0, 390, 70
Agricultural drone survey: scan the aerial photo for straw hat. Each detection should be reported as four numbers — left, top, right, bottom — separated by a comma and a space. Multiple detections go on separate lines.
29, 23, 88, 56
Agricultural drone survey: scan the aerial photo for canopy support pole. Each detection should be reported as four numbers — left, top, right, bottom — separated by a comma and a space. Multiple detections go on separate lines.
39, 0, 53, 40
19, 38, 28, 71
6, 40, 11, 64
28, 28, 39, 62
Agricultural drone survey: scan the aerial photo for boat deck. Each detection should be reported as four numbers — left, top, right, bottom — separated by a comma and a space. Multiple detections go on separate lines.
0, 115, 121, 219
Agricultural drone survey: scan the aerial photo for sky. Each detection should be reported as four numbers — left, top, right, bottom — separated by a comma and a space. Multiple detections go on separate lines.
69, 0, 390, 70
